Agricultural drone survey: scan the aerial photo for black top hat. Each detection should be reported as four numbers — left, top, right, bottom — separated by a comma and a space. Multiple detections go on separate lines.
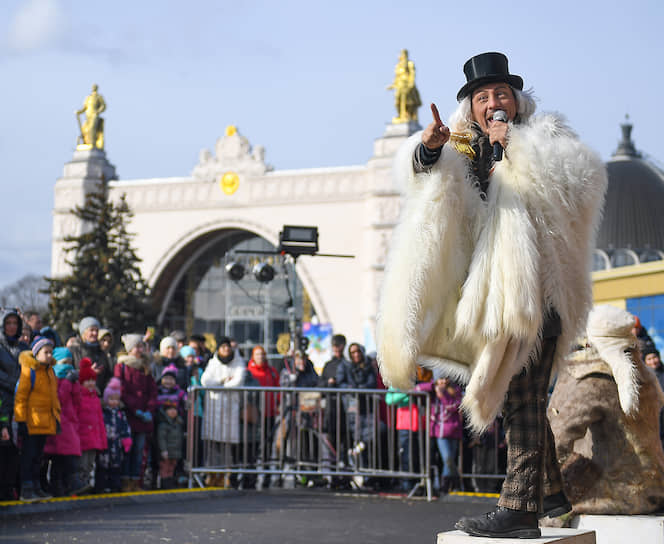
457, 52, 523, 102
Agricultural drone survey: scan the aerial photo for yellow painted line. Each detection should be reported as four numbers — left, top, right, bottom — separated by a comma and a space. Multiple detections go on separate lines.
0, 486, 228, 507
449, 491, 500, 498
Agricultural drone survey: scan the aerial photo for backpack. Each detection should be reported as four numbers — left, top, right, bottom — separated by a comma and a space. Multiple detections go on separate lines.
15, 368, 36, 395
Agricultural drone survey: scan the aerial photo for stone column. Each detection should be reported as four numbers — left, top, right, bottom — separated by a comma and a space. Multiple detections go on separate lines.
362, 121, 419, 348
51, 148, 117, 278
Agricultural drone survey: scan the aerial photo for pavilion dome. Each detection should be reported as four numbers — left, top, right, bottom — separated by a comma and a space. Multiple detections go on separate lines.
593, 119, 664, 270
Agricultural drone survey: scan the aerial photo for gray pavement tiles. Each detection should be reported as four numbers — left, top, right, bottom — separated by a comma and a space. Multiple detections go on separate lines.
0, 489, 496, 543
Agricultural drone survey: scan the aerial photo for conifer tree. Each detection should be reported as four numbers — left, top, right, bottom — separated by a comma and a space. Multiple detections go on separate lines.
45, 185, 154, 337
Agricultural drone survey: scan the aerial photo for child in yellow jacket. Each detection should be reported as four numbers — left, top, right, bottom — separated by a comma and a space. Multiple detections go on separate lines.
14, 336, 61, 501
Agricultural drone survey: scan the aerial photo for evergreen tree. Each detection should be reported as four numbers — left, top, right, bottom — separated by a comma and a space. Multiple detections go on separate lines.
45, 185, 155, 338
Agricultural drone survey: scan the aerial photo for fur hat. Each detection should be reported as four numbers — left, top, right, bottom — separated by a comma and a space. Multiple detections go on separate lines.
78, 316, 100, 337
180, 345, 196, 358
161, 364, 178, 379
121, 333, 143, 353
103, 377, 122, 404
78, 357, 97, 383
160, 336, 178, 354
53, 347, 73, 363
31, 336, 54, 357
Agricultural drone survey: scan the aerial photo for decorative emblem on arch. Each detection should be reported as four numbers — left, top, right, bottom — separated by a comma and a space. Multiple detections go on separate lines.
220, 171, 240, 195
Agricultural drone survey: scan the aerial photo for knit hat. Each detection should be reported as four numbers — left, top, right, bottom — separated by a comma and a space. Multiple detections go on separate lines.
162, 399, 178, 410
103, 377, 122, 404
98, 328, 113, 341
53, 347, 73, 363
78, 357, 97, 383
216, 336, 231, 348
643, 344, 660, 359
121, 333, 144, 353
170, 330, 186, 343
160, 336, 178, 354
31, 336, 54, 357
180, 345, 196, 358
78, 316, 100, 337
161, 364, 178, 379
39, 326, 62, 347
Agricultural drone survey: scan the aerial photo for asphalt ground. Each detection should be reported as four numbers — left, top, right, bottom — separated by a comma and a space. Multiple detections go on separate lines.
0, 488, 498, 544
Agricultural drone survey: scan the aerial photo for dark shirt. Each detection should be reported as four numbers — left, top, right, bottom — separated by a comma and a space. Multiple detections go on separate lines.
318, 356, 347, 387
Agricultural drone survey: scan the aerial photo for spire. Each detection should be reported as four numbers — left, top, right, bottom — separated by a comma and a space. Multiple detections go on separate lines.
612, 114, 641, 158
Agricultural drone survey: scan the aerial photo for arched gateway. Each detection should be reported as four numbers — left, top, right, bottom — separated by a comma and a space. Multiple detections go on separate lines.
51, 120, 420, 349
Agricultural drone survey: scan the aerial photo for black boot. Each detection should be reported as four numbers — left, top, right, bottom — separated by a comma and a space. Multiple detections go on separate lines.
449, 476, 461, 492
455, 506, 541, 538
440, 477, 450, 494
539, 491, 572, 519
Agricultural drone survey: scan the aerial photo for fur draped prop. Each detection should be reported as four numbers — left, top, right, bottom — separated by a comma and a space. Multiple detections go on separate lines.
584, 304, 663, 415
377, 112, 607, 433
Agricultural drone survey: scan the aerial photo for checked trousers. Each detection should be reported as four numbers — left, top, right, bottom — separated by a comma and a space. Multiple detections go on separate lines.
497, 335, 564, 512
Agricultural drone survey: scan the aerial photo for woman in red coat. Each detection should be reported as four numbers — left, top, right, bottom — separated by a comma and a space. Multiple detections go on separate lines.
114, 334, 157, 491
247, 346, 279, 487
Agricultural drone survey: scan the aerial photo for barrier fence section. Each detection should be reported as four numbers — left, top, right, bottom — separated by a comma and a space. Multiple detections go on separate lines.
457, 421, 506, 494
186, 386, 433, 500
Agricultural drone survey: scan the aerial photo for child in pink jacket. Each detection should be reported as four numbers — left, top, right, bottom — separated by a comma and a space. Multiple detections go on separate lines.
77, 358, 107, 488
44, 348, 91, 496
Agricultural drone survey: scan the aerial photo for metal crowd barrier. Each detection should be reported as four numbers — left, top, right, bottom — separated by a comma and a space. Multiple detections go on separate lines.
457, 421, 506, 493
186, 386, 434, 500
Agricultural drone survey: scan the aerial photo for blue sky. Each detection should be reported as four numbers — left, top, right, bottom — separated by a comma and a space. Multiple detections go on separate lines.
0, 0, 662, 287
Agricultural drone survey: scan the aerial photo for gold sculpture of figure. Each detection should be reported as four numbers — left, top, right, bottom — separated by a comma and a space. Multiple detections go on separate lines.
386, 49, 422, 124
76, 84, 106, 149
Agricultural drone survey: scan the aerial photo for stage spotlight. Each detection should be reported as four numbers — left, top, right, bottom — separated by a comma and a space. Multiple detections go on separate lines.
279, 225, 319, 257
225, 261, 245, 281
253, 262, 275, 283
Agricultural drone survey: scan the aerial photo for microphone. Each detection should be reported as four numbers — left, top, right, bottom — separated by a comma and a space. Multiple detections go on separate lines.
492, 110, 508, 161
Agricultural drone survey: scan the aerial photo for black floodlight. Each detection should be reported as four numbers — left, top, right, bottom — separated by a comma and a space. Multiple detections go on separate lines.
279, 225, 319, 257
225, 261, 245, 281
253, 262, 275, 283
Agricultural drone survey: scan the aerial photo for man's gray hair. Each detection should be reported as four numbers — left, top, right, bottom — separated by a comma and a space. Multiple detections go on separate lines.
448, 87, 537, 133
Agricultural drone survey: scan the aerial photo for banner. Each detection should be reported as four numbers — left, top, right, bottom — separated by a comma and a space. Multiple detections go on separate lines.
302, 322, 333, 374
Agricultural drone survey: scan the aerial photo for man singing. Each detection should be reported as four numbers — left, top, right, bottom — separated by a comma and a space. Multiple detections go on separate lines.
377, 52, 607, 538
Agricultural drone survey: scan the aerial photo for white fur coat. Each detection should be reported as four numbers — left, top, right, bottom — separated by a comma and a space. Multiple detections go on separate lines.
377, 112, 607, 433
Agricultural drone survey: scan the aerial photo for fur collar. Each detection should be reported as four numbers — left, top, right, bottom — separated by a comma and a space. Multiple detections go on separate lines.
19, 350, 47, 370
377, 112, 607, 433
117, 353, 149, 370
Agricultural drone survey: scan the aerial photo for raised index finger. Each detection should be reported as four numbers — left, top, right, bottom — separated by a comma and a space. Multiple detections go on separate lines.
431, 103, 443, 127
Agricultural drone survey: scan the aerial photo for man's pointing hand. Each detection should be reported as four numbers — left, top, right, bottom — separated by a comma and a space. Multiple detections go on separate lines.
422, 103, 450, 150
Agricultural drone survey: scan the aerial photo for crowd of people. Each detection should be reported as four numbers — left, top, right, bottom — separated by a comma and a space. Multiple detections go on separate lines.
1, 307, 660, 503
0, 307, 500, 502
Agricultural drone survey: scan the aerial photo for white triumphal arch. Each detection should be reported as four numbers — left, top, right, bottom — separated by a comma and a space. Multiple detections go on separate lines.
52, 108, 420, 350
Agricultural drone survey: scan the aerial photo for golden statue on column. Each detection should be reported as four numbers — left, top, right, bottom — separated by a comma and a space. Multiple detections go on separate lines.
76, 84, 106, 150
387, 49, 421, 124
